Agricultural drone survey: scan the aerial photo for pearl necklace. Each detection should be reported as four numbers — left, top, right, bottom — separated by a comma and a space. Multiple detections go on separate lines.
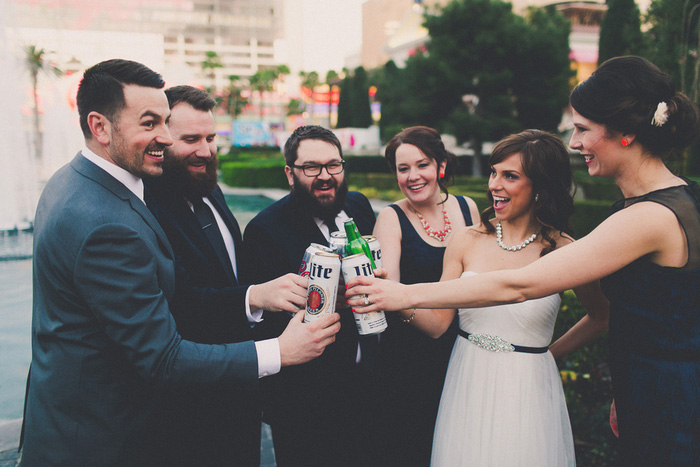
496, 221, 537, 252
410, 205, 452, 242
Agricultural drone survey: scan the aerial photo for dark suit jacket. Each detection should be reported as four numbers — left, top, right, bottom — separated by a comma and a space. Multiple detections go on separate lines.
242, 191, 376, 466
142, 178, 261, 466
21, 154, 258, 467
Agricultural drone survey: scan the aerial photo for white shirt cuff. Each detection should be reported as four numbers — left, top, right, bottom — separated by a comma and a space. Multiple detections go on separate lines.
245, 286, 264, 324
255, 338, 281, 378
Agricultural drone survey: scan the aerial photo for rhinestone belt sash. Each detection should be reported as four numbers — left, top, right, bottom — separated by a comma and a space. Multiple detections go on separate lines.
458, 329, 548, 354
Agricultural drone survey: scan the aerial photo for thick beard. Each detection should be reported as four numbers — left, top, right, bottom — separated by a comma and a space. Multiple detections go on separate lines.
162, 151, 219, 198
291, 173, 348, 220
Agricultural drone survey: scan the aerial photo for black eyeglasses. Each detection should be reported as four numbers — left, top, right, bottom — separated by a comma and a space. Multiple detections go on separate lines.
291, 160, 345, 177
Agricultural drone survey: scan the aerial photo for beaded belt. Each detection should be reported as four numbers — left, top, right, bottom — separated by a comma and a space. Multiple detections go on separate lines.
458, 329, 548, 354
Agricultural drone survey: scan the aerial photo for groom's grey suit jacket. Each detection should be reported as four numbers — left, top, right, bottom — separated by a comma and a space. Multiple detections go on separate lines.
20, 154, 258, 467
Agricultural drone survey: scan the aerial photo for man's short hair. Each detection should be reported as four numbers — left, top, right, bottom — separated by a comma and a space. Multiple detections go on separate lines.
283, 125, 343, 166
165, 85, 216, 112
77, 59, 165, 138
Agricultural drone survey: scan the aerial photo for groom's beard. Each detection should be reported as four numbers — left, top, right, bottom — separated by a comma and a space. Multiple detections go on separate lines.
291, 173, 349, 220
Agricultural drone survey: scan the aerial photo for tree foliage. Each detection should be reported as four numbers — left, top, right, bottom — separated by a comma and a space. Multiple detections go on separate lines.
371, 0, 573, 151
25, 44, 62, 160
336, 67, 373, 128
598, 0, 644, 64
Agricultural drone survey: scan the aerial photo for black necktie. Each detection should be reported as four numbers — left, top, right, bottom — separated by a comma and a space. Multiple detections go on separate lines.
324, 216, 339, 234
192, 198, 237, 284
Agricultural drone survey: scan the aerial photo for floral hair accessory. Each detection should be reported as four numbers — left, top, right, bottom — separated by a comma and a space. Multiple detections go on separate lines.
651, 101, 669, 127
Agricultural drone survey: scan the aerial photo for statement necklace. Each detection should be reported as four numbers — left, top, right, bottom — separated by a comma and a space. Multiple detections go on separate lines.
496, 221, 537, 252
410, 205, 452, 242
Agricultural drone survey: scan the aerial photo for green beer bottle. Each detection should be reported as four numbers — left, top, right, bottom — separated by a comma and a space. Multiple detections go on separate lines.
344, 218, 376, 270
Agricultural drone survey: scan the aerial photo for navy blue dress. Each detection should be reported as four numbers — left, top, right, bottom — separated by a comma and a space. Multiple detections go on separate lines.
378, 196, 473, 467
601, 181, 700, 466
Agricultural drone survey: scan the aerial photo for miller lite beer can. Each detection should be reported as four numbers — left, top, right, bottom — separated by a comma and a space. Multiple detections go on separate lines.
362, 235, 383, 269
329, 231, 348, 257
299, 243, 335, 277
341, 253, 388, 335
304, 252, 342, 323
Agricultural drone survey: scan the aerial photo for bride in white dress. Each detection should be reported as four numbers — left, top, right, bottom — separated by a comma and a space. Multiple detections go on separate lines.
358, 130, 609, 466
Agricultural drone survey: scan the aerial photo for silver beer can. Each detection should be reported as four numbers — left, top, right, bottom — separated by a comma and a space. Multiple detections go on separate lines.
341, 253, 388, 335
304, 252, 342, 323
362, 235, 383, 269
299, 243, 335, 277
329, 231, 348, 256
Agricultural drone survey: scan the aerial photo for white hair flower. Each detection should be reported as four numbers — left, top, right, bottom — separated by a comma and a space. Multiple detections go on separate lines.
651, 101, 669, 127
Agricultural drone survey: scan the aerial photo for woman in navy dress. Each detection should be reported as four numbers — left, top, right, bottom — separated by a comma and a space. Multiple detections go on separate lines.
348, 56, 700, 466
373, 126, 480, 466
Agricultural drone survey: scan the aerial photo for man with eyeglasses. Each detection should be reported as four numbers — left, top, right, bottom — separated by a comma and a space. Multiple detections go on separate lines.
243, 125, 377, 466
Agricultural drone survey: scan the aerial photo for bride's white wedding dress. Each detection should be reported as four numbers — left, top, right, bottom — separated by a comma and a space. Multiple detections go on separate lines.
431, 272, 575, 466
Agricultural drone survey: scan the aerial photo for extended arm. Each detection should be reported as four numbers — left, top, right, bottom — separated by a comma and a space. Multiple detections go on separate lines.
347, 203, 674, 312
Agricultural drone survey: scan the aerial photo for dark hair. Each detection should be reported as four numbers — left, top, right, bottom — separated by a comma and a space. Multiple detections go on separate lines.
165, 85, 216, 112
384, 126, 457, 202
480, 129, 574, 257
77, 59, 165, 138
283, 125, 343, 166
570, 55, 700, 160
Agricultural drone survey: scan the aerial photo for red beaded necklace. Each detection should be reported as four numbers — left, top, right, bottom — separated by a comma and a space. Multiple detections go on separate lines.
409, 205, 452, 242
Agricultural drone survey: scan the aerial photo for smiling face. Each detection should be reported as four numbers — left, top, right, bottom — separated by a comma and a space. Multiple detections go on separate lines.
488, 153, 535, 221
569, 108, 622, 178
394, 143, 446, 204
107, 84, 172, 178
162, 102, 218, 196
286, 139, 346, 207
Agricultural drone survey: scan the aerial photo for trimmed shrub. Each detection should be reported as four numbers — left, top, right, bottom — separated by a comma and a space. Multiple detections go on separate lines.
220, 160, 288, 189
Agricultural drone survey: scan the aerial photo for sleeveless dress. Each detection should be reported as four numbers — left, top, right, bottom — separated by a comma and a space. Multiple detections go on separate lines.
431, 272, 575, 467
600, 181, 700, 466
377, 197, 473, 467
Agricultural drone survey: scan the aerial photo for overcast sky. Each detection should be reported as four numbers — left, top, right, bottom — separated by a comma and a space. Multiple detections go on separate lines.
283, 0, 366, 75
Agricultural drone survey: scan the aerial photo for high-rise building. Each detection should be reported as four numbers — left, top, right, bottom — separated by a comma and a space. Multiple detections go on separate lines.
9, 0, 284, 90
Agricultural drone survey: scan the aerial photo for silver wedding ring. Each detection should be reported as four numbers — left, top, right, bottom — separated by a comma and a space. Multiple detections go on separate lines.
364, 295, 370, 306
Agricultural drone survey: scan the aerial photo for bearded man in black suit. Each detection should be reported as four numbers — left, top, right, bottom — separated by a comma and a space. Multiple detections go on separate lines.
144, 85, 313, 466
243, 125, 379, 466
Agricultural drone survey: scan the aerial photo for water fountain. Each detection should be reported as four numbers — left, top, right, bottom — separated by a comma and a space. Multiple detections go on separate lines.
0, 0, 40, 235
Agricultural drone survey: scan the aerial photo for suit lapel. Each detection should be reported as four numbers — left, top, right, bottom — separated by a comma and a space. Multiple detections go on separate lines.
71, 155, 174, 260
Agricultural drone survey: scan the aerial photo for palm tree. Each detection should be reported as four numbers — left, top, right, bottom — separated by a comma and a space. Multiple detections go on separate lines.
249, 65, 290, 120
201, 51, 223, 95
25, 45, 63, 160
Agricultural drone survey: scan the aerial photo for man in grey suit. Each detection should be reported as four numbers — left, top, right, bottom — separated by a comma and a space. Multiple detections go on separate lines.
19, 59, 340, 467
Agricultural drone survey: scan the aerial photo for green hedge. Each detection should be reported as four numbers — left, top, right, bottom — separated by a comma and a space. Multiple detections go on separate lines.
554, 291, 617, 465
220, 160, 288, 189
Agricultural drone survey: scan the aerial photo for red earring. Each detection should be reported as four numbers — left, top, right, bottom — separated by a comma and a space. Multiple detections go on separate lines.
439, 172, 445, 179
621, 139, 628, 147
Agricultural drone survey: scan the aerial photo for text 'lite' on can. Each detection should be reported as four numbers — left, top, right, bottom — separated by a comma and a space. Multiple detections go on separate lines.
304, 252, 341, 323
299, 243, 335, 277
362, 235, 383, 269
341, 253, 388, 335
329, 231, 348, 257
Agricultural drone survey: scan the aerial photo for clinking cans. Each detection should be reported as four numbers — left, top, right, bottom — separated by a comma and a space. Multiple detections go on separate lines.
299, 243, 335, 277
329, 231, 348, 257
342, 253, 388, 335
304, 252, 342, 323
362, 235, 383, 269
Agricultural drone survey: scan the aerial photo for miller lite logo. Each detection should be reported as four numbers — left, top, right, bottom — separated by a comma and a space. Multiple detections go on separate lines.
298, 260, 309, 277
306, 284, 327, 315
